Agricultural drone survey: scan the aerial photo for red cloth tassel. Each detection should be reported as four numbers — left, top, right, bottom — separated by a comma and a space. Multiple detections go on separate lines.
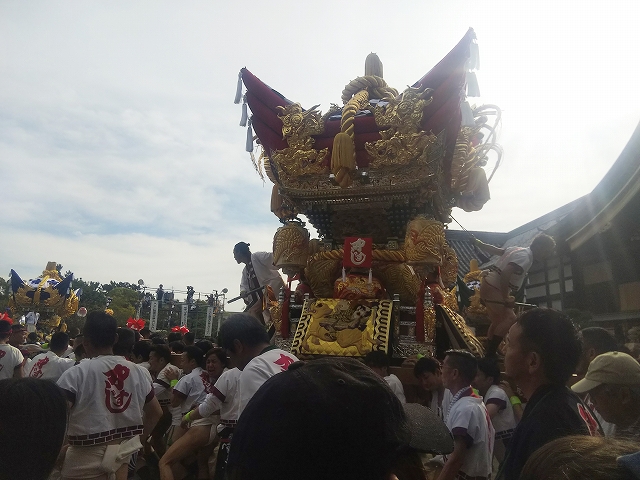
415, 279, 426, 342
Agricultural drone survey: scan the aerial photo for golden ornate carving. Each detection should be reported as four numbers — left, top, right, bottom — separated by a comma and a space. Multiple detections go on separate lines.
404, 216, 445, 265
424, 304, 437, 344
271, 103, 329, 181
306, 258, 341, 298
291, 298, 392, 357
440, 243, 459, 288
443, 286, 459, 313
272, 222, 310, 275
373, 263, 420, 304
371, 84, 433, 136
440, 305, 485, 357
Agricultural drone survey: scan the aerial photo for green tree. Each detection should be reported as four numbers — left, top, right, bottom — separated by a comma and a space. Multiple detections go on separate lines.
107, 287, 140, 325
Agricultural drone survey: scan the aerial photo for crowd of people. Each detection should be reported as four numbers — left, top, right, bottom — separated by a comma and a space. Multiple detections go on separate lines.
2, 307, 640, 480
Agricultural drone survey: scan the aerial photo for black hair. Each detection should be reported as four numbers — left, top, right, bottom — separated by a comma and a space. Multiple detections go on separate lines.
132, 340, 152, 362
169, 341, 185, 353
151, 336, 166, 345
517, 308, 581, 385
49, 332, 69, 353
150, 344, 172, 364
183, 332, 196, 344
218, 314, 269, 352
0, 378, 67, 480
195, 339, 214, 354
413, 356, 441, 378
206, 347, 229, 368
26, 332, 39, 343
580, 327, 620, 356
184, 346, 205, 368
477, 357, 501, 385
363, 350, 389, 369
113, 327, 136, 358
444, 349, 478, 384
233, 242, 251, 255
140, 327, 151, 336
73, 343, 86, 361
83, 311, 118, 349
167, 332, 183, 343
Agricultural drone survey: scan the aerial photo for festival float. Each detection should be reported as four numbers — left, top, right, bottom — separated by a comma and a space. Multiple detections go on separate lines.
8, 262, 82, 332
235, 29, 501, 359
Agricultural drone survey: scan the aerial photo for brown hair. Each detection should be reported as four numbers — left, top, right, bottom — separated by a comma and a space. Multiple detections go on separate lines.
520, 435, 640, 480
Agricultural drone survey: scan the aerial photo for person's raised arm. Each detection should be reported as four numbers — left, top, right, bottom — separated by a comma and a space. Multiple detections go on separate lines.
474, 238, 505, 257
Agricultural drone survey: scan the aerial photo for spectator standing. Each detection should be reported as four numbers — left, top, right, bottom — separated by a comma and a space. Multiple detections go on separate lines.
0, 320, 23, 379
473, 357, 517, 462
413, 356, 452, 420
56, 311, 162, 480
438, 350, 494, 480
575, 327, 621, 436
497, 308, 599, 480
363, 350, 406, 403
572, 351, 640, 439
26, 332, 74, 382
218, 314, 298, 416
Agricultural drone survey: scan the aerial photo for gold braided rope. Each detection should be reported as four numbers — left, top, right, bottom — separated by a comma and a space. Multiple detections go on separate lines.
308, 248, 406, 264
332, 76, 398, 188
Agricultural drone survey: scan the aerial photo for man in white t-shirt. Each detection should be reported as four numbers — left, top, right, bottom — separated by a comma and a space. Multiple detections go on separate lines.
475, 233, 556, 357
0, 320, 24, 380
183, 367, 242, 480
473, 357, 517, 462
233, 242, 285, 321
147, 344, 181, 457
363, 350, 406, 403
218, 314, 298, 416
439, 350, 494, 480
26, 331, 74, 382
414, 356, 452, 420
56, 311, 162, 480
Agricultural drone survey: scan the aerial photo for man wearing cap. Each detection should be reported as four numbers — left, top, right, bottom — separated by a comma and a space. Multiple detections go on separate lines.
226, 357, 454, 480
438, 349, 494, 480
218, 313, 298, 416
572, 351, 640, 439
233, 242, 285, 320
0, 321, 24, 380
497, 308, 598, 480
575, 327, 621, 436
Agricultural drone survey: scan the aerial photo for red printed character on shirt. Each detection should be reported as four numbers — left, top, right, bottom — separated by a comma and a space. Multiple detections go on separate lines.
274, 354, 295, 371
200, 371, 213, 394
104, 364, 132, 413
29, 356, 50, 378
578, 403, 600, 436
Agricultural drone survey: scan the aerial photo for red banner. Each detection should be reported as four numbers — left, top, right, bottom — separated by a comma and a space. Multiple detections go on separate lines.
343, 237, 373, 268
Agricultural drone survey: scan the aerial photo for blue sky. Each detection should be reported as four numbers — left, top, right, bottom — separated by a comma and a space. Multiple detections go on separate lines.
1, 1, 639, 311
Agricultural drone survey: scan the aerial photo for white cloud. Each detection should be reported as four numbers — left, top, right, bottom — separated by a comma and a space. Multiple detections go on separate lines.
1, 0, 639, 312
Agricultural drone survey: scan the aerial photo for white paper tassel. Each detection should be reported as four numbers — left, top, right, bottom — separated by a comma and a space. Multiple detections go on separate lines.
461, 101, 475, 127
342, 267, 346, 282
234, 71, 243, 104
466, 71, 481, 97
368, 268, 372, 284
240, 98, 248, 127
469, 41, 480, 71
246, 119, 253, 152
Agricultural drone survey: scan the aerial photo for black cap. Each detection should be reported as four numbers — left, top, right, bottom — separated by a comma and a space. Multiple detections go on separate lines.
227, 357, 453, 480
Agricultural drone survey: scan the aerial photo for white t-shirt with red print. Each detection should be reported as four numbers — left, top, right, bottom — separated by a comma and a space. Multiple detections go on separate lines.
57, 355, 154, 446
237, 346, 298, 415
